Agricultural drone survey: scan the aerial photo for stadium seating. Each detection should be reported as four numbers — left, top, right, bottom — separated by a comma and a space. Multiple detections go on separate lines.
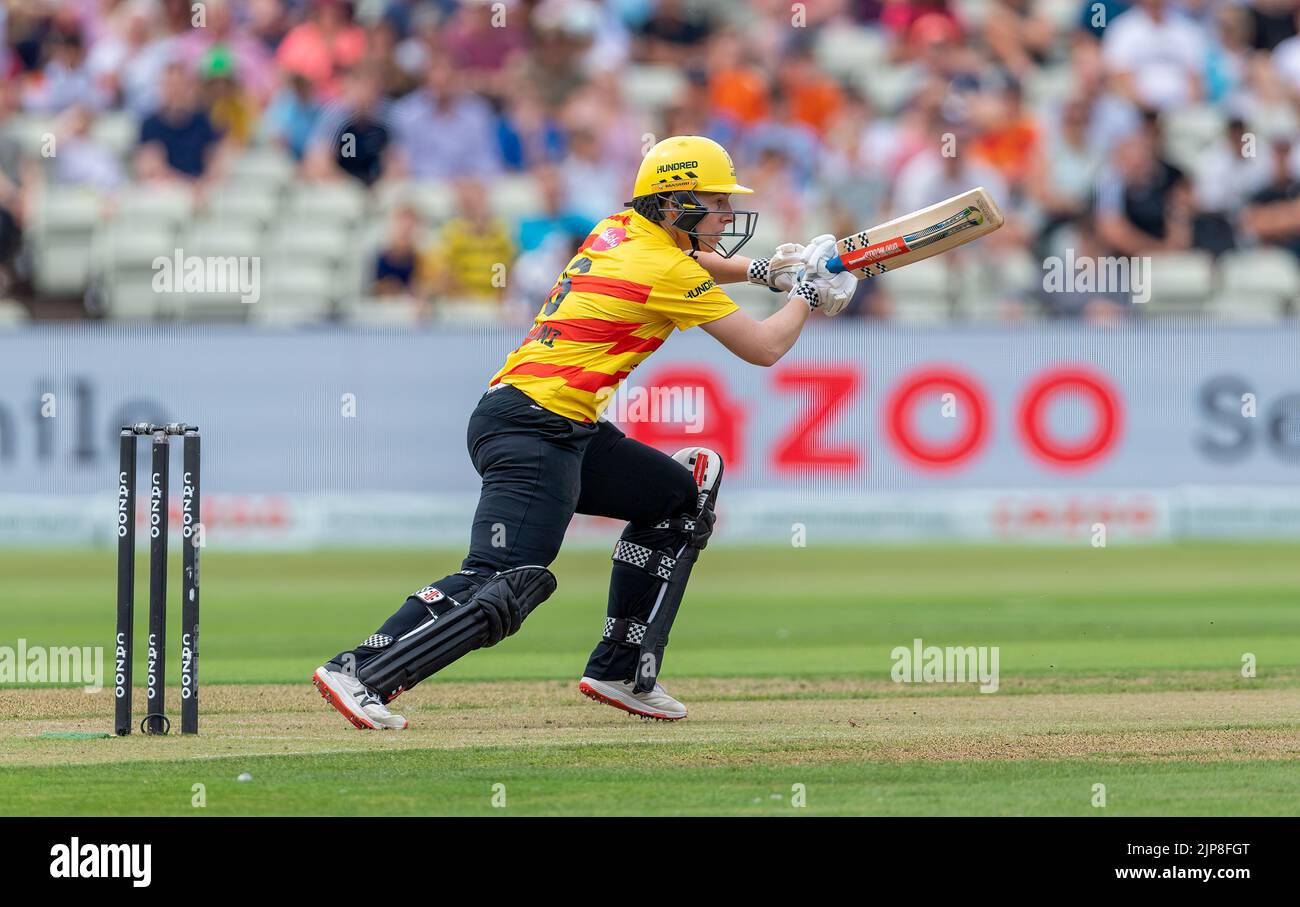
1143, 252, 1215, 318
621, 65, 687, 112
1214, 248, 1300, 321
885, 258, 951, 323
31, 187, 100, 296
815, 27, 887, 82
0, 299, 29, 325
5, 3, 1300, 330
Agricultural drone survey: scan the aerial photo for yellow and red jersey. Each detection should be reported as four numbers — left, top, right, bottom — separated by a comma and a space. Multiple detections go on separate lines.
490, 209, 738, 423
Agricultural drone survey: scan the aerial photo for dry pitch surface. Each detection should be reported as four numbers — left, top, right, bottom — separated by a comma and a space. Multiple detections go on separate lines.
3, 675, 1298, 815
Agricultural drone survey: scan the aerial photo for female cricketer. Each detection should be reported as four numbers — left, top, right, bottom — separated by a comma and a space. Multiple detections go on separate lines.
313, 135, 855, 727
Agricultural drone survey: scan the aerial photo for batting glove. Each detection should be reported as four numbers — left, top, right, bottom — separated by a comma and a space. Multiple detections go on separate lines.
799, 234, 838, 273
792, 233, 855, 316
746, 242, 805, 292
808, 270, 857, 316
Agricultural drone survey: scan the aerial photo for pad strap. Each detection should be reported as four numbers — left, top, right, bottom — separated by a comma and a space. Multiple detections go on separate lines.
603, 616, 650, 646
612, 540, 676, 582
654, 517, 698, 533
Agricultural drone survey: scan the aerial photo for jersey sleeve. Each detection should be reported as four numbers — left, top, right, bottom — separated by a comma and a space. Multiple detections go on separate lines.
646, 255, 740, 331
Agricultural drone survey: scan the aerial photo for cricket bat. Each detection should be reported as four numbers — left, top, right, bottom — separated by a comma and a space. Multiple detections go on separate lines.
826, 188, 1004, 278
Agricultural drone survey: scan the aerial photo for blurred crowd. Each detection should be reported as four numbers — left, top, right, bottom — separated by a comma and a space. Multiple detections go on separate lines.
4, 0, 1300, 321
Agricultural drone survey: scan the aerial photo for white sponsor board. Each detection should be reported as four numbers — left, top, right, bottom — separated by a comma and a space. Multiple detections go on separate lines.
1, 324, 1298, 545
2, 486, 1298, 548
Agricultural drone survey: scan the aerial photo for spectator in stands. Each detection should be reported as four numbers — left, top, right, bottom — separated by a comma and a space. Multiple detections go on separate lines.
745, 145, 810, 239
1094, 122, 1193, 255
85, 0, 173, 116
893, 116, 1009, 220
0, 86, 28, 297
176, 0, 276, 102
521, 5, 595, 106
1194, 118, 1272, 243
1203, 3, 1255, 106
705, 29, 768, 131
421, 179, 513, 303
1031, 96, 1105, 254
983, 0, 1056, 79
882, 0, 964, 51
4, 0, 49, 75
302, 62, 395, 185
276, 0, 367, 99
1100, 0, 1207, 111
249, 0, 292, 51
368, 17, 421, 98
1268, 5, 1300, 102
633, 0, 713, 64
561, 80, 651, 184
52, 106, 125, 191
517, 166, 592, 254
1078, 0, 1133, 41
135, 62, 226, 183
25, 29, 109, 114
201, 47, 257, 147
260, 74, 322, 161
741, 89, 821, 189
559, 128, 621, 223
1247, 0, 1298, 52
441, 0, 528, 95
776, 41, 844, 137
655, 68, 722, 143
497, 84, 565, 171
970, 76, 1041, 194
818, 90, 893, 219
392, 56, 502, 180
1241, 137, 1300, 258
372, 204, 424, 300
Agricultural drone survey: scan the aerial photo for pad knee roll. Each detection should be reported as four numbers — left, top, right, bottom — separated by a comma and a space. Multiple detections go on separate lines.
357, 566, 557, 700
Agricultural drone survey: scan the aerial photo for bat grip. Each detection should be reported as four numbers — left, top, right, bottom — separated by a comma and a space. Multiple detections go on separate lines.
826, 256, 846, 274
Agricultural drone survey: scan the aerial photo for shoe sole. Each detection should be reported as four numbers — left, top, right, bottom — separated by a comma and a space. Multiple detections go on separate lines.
312, 668, 408, 730
578, 679, 684, 722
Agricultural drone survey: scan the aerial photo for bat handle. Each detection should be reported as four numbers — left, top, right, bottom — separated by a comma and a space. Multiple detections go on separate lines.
826, 256, 846, 274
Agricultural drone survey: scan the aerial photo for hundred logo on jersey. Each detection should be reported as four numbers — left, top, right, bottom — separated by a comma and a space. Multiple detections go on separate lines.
686, 279, 716, 299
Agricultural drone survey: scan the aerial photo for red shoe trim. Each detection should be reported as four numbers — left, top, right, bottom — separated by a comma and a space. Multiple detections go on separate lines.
578, 679, 684, 721
313, 670, 378, 730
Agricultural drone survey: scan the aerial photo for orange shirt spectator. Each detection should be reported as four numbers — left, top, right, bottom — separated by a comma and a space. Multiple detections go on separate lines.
973, 119, 1040, 181
276, 0, 367, 99
788, 78, 843, 135
708, 67, 767, 126
777, 45, 844, 136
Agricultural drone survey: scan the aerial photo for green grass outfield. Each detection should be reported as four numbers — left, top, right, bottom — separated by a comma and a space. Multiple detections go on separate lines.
1, 543, 1298, 815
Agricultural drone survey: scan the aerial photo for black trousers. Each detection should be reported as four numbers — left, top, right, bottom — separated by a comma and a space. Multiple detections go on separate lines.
342, 385, 700, 683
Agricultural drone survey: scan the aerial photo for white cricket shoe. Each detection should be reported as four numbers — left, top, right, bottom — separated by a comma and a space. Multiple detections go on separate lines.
578, 676, 687, 721
313, 665, 408, 730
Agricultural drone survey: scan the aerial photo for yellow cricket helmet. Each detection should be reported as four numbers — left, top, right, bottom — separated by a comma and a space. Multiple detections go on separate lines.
631, 135, 753, 199
629, 136, 757, 258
